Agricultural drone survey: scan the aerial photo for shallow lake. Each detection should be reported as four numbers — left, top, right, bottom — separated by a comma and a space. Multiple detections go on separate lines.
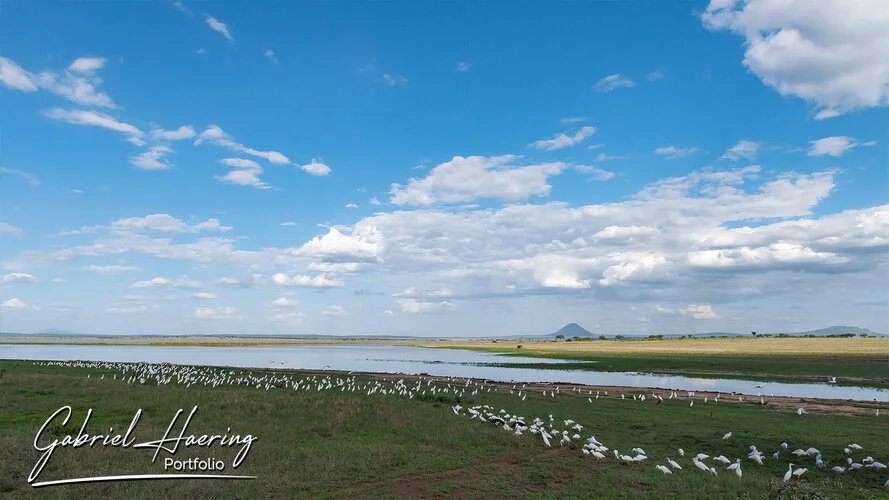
2, 343, 886, 402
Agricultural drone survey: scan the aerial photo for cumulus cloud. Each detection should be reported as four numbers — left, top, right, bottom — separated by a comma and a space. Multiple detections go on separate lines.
195, 306, 242, 319
299, 159, 332, 176
530, 126, 597, 151
130, 146, 174, 170
3, 272, 37, 283
151, 125, 196, 141
271, 273, 344, 288
63, 214, 232, 236
722, 140, 760, 161
216, 157, 270, 189
594, 74, 636, 92
655, 146, 701, 159
389, 155, 570, 206
701, 0, 889, 119
396, 298, 455, 314
189, 292, 216, 300
2, 298, 35, 310
807, 136, 860, 157
271, 297, 299, 307
656, 304, 718, 319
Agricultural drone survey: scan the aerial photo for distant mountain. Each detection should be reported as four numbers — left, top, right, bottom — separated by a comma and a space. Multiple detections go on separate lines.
781, 326, 884, 336
547, 323, 594, 338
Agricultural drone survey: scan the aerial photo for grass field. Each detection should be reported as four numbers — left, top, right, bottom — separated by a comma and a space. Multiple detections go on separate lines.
1, 359, 888, 499
423, 337, 889, 387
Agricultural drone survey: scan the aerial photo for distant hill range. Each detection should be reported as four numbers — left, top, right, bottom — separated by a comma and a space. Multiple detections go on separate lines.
531, 324, 884, 340
0, 324, 881, 340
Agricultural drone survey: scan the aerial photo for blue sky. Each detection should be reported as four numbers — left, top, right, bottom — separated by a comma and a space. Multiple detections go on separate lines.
1, 0, 886, 336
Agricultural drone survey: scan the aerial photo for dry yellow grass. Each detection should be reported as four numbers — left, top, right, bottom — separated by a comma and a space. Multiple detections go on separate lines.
420, 337, 889, 357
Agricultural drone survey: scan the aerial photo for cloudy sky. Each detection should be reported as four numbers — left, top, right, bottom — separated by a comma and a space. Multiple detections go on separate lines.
1, 0, 886, 336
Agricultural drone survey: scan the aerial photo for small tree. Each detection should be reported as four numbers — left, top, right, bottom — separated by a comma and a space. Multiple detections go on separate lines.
599, 335, 607, 340
752, 331, 757, 337
555, 334, 565, 340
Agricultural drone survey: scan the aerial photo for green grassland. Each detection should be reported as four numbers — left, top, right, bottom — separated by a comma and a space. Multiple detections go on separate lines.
1, 360, 888, 499
428, 337, 889, 387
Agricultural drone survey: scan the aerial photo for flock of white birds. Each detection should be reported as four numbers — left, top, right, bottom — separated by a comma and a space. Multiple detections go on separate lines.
33, 360, 889, 488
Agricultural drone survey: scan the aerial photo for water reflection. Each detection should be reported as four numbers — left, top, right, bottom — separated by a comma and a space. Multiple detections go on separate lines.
1, 344, 885, 402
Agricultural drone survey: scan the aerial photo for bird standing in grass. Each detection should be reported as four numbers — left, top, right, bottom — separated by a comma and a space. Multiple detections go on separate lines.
783, 464, 794, 482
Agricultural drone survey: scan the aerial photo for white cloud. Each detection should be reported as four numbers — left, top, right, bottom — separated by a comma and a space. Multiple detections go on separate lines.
647, 70, 664, 81
0, 167, 40, 187
654, 146, 701, 159
205, 15, 234, 42
215, 157, 270, 189
560, 117, 587, 124
271, 273, 344, 288
44, 108, 142, 138
701, 0, 889, 119
456, 62, 471, 72
389, 155, 571, 206
656, 304, 718, 319
397, 298, 455, 314
271, 297, 299, 307
808, 136, 859, 157
264, 50, 278, 63
270, 312, 305, 323
322, 305, 349, 316
215, 275, 262, 288
345, 203, 358, 209
530, 126, 597, 151
130, 145, 174, 170
1, 56, 115, 108
294, 226, 383, 263
382, 73, 408, 86
2, 298, 31, 308
195, 125, 290, 165
722, 140, 760, 161
3, 272, 37, 283
189, 292, 216, 300
281, 221, 297, 227
68, 57, 106, 75
151, 125, 196, 141
132, 276, 203, 290
172, 1, 191, 14
300, 159, 332, 176
0, 57, 38, 91
0, 222, 23, 235
594, 74, 636, 92
307, 262, 369, 273
67, 214, 234, 234
108, 304, 148, 314
82, 265, 140, 273
369, 197, 381, 206
195, 306, 242, 319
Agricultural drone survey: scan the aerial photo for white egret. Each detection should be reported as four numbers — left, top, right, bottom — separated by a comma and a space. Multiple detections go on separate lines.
783, 464, 794, 482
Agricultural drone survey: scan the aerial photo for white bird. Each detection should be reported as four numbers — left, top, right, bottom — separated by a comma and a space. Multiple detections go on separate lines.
714, 455, 731, 465
781, 442, 788, 450
656, 464, 672, 475
667, 458, 682, 470
678, 448, 685, 457
783, 464, 793, 482
797, 408, 807, 415
723, 432, 732, 440
695, 453, 709, 460
792, 467, 807, 478
849, 443, 862, 450
693, 460, 710, 473
831, 466, 845, 473
727, 459, 741, 471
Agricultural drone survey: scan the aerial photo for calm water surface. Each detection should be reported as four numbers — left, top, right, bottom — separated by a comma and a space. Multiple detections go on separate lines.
2, 344, 885, 402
